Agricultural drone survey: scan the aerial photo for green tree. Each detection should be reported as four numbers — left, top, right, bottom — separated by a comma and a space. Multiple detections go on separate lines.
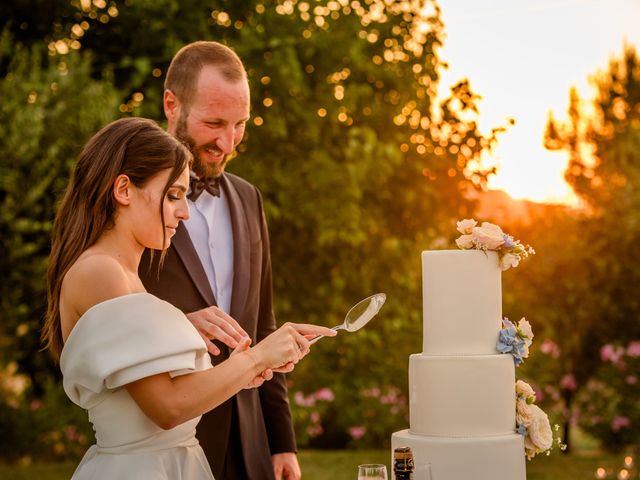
1, 0, 506, 449
0, 31, 120, 390
545, 44, 640, 342
537, 44, 640, 451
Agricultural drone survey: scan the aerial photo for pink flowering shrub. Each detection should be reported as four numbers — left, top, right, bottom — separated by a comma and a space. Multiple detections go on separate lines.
289, 383, 408, 448
574, 341, 640, 451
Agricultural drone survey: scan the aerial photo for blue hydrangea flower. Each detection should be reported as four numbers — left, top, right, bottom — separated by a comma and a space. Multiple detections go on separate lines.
496, 318, 526, 365
502, 234, 516, 249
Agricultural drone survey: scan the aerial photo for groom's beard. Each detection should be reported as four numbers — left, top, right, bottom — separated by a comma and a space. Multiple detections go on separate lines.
175, 114, 232, 179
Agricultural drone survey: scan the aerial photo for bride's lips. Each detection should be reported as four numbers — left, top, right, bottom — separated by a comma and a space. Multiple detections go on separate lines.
166, 226, 177, 235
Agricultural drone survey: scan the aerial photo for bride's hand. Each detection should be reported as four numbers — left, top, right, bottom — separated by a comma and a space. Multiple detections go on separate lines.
252, 323, 337, 370
232, 337, 280, 389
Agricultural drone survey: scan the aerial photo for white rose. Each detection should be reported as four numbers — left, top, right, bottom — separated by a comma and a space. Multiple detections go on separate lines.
515, 380, 536, 399
456, 234, 474, 249
528, 405, 553, 453
518, 318, 534, 348
472, 222, 505, 250
456, 218, 477, 235
516, 399, 533, 427
524, 436, 537, 460
499, 253, 520, 271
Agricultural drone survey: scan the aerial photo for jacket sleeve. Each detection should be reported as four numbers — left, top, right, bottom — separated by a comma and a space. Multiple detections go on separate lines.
254, 188, 297, 454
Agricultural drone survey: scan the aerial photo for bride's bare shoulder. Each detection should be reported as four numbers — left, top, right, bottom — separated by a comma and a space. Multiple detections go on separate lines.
61, 252, 135, 322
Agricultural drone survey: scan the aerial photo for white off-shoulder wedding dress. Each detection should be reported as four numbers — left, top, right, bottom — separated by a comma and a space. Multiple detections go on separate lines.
60, 293, 215, 479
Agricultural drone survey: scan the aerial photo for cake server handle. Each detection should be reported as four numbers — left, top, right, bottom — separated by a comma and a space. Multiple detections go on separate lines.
308, 325, 344, 345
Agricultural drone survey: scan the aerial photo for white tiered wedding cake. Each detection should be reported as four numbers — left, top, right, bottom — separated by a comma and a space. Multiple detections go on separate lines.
391, 249, 527, 480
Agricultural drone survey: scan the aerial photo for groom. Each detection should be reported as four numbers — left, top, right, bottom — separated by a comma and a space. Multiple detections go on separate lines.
139, 41, 300, 480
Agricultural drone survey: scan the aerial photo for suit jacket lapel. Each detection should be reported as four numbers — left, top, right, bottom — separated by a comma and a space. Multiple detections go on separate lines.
171, 222, 217, 307
222, 174, 250, 320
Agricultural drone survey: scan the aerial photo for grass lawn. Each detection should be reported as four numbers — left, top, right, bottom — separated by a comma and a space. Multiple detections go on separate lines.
0, 447, 626, 480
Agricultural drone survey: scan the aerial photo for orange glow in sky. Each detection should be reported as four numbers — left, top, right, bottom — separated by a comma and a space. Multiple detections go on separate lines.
437, 0, 640, 205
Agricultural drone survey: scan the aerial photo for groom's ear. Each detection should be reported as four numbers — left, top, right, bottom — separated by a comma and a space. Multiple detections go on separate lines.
164, 89, 180, 126
113, 174, 132, 206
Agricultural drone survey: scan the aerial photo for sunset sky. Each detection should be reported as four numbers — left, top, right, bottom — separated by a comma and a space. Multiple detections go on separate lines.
436, 0, 640, 204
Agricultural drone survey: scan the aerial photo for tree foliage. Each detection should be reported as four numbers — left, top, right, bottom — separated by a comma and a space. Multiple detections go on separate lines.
524, 44, 640, 450
0, 30, 120, 392
0, 0, 504, 451
545, 45, 640, 343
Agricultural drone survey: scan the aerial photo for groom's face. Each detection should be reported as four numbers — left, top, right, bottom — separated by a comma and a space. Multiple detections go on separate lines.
175, 65, 250, 179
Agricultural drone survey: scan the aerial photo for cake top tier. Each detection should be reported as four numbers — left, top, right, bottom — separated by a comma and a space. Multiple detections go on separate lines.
422, 249, 502, 355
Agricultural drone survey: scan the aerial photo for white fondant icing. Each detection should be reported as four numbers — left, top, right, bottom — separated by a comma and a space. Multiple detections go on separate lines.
391, 250, 526, 480
392, 430, 526, 480
409, 354, 516, 436
422, 250, 502, 355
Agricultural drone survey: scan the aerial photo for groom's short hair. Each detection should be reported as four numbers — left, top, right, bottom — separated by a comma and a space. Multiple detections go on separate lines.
165, 41, 247, 108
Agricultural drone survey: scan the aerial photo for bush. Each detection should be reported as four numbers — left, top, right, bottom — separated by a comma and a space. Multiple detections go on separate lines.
0, 366, 91, 463
574, 341, 640, 451
0, 31, 119, 389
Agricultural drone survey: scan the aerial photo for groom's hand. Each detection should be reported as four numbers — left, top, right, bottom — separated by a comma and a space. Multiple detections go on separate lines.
186, 307, 248, 356
272, 452, 301, 480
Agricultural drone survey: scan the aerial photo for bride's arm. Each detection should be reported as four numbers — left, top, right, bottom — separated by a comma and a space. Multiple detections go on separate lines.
125, 322, 334, 430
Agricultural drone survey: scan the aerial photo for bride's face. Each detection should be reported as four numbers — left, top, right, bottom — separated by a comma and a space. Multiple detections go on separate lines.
130, 166, 190, 250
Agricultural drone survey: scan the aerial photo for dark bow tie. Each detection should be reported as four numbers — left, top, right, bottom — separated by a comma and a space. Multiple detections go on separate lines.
188, 175, 221, 201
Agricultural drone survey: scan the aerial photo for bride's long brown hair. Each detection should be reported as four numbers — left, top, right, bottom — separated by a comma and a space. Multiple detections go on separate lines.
42, 117, 192, 362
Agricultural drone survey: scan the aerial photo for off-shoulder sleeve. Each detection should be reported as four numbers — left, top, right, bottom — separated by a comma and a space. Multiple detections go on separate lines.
60, 293, 211, 408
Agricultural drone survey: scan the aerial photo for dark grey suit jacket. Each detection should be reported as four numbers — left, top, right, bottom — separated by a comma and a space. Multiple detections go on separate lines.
139, 172, 296, 480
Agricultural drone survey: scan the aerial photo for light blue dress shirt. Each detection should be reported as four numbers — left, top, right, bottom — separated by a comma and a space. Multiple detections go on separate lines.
184, 187, 234, 314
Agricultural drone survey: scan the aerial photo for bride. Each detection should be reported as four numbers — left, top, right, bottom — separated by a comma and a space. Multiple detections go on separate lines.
41, 117, 335, 479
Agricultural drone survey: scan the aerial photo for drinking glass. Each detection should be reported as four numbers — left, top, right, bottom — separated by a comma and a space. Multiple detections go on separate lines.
357, 464, 388, 480
416, 463, 433, 480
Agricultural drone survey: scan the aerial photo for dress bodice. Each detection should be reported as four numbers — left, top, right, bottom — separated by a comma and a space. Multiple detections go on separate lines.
60, 293, 214, 479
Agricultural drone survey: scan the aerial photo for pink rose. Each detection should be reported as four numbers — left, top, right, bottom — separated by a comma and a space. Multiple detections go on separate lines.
348, 426, 367, 440
314, 387, 335, 402
294, 391, 315, 407
601, 344, 625, 364
456, 218, 477, 235
627, 341, 640, 357
560, 373, 577, 391
540, 339, 561, 358
611, 416, 631, 432
472, 222, 505, 250
455, 234, 474, 249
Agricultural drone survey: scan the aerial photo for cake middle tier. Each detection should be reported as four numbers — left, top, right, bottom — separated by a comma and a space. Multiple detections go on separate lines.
409, 354, 516, 436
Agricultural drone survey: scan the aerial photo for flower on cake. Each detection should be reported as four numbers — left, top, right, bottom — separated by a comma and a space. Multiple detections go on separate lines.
524, 405, 553, 460
516, 379, 536, 398
497, 317, 534, 366
455, 219, 535, 271
515, 380, 555, 460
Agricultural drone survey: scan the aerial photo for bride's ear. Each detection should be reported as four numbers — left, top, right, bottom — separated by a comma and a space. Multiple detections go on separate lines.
113, 174, 132, 206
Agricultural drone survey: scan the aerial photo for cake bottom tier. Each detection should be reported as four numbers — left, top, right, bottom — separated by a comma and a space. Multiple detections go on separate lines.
391, 429, 526, 480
